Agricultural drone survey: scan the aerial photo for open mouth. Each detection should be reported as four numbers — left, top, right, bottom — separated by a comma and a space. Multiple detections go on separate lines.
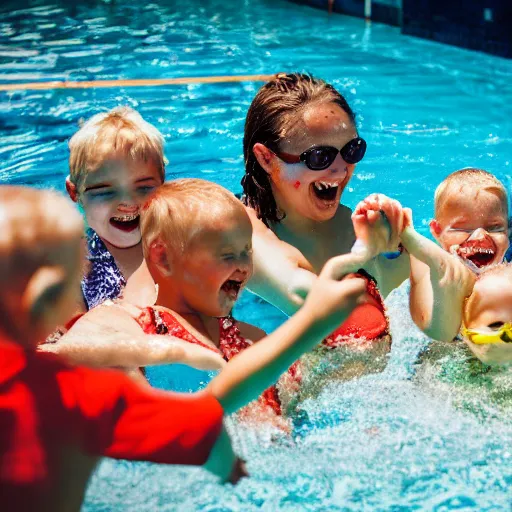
310, 180, 341, 203
220, 279, 244, 301
457, 242, 496, 268
109, 213, 140, 233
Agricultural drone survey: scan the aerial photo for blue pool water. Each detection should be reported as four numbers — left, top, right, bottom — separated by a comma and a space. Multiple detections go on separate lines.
2, 0, 512, 510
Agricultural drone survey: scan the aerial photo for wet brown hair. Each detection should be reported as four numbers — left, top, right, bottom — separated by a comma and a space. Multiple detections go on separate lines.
241, 72, 356, 226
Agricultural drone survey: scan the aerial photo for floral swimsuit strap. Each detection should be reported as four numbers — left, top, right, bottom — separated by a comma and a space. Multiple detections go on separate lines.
81, 228, 126, 310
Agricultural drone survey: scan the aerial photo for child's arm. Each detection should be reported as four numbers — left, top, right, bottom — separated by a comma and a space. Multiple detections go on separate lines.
400, 210, 476, 342
54, 359, 239, 482
207, 251, 367, 414
41, 304, 225, 370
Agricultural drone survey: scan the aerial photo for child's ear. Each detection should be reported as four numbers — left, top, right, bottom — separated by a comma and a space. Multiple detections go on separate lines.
65, 176, 79, 203
22, 266, 66, 323
429, 219, 442, 241
253, 143, 278, 176
148, 240, 172, 276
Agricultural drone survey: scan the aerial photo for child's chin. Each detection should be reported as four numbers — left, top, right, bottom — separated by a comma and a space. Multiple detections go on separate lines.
105, 232, 142, 249
217, 297, 236, 317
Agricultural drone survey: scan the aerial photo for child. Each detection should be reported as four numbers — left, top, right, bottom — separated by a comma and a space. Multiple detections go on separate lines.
401, 208, 512, 366
50, 179, 385, 418
66, 106, 165, 310
0, 185, 368, 510
407, 168, 509, 343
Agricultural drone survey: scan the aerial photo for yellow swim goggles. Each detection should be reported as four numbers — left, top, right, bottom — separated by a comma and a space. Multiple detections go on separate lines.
461, 323, 512, 345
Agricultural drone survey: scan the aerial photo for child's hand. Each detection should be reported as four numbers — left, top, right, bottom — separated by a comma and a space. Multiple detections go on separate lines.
203, 424, 248, 484
227, 457, 249, 485
352, 194, 404, 258
304, 252, 368, 326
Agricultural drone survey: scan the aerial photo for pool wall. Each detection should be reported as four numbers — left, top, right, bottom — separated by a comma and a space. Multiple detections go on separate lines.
290, 0, 511, 58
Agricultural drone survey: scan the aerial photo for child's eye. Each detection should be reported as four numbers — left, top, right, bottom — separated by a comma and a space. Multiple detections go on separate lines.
137, 186, 156, 196
447, 227, 473, 233
88, 190, 116, 201
222, 254, 235, 260
487, 225, 506, 233
488, 321, 504, 330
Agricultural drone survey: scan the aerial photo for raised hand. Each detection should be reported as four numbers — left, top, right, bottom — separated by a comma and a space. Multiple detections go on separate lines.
352, 193, 404, 259
303, 251, 368, 327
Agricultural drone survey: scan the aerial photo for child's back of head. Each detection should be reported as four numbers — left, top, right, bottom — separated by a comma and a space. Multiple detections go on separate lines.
0, 186, 83, 344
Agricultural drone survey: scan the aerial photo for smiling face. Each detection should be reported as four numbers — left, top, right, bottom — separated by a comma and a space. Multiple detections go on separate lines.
270, 102, 359, 222
78, 159, 162, 249
171, 208, 253, 317
432, 186, 509, 271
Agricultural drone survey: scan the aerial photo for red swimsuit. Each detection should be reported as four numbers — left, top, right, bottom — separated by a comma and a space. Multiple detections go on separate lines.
136, 308, 283, 415
135, 278, 389, 417
323, 270, 389, 347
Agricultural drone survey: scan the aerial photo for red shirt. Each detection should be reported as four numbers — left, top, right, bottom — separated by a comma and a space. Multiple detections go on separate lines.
0, 337, 224, 512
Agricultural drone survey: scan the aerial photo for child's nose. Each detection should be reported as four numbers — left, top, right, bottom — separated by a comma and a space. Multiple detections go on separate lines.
466, 228, 490, 241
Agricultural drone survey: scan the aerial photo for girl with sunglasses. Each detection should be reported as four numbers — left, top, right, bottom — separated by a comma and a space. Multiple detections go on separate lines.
241, 72, 408, 343
240, 73, 410, 398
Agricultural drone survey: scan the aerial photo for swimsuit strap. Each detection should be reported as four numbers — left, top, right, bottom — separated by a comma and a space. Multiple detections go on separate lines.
136, 307, 218, 354
217, 316, 254, 361
217, 317, 283, 415
81, 229, 126, 310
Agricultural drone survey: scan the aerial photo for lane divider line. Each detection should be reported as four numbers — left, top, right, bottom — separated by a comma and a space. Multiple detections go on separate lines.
0, 74, 274, 92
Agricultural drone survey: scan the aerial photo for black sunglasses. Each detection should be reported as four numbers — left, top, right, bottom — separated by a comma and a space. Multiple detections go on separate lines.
274, 137, 367, 170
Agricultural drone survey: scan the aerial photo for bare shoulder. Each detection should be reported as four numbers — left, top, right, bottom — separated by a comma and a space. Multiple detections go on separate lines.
245, 205, 277, 238
236, 321, 267, 343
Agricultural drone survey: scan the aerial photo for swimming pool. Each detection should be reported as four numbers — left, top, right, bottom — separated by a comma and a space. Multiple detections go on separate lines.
1, 0, 512, 509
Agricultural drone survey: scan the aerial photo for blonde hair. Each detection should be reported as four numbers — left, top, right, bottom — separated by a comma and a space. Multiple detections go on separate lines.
0, 186, 83, 287
68, 106, 165, 188
434, 168, 508, 217
140, 179, 247, 258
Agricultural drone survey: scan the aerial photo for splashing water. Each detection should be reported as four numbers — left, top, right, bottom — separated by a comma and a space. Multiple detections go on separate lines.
83, 284, 512, 510
1, 0, 512, 509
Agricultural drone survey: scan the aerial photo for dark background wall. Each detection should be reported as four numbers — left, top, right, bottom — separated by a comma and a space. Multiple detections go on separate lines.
402, 1, 512, 58
290, 0, 511, 59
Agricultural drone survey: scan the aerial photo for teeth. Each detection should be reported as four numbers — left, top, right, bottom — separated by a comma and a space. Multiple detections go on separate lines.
459, 247, 494, 255
112, 213, 139, 222
314, 181, 339, 190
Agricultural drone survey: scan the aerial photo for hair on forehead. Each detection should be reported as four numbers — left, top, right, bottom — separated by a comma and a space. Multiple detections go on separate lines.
140, 179, 248, 258
69, 106, 165, 188
0, 186, 83, 286
434, 168, 508, 216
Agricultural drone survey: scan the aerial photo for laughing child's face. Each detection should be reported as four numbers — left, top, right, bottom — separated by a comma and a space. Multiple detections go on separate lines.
172, 208, 253, 318
79, 159, 162, 249
431, 187, 509, 271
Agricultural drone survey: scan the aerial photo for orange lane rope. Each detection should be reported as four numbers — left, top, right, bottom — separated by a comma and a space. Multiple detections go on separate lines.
0, 74, 274, 92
